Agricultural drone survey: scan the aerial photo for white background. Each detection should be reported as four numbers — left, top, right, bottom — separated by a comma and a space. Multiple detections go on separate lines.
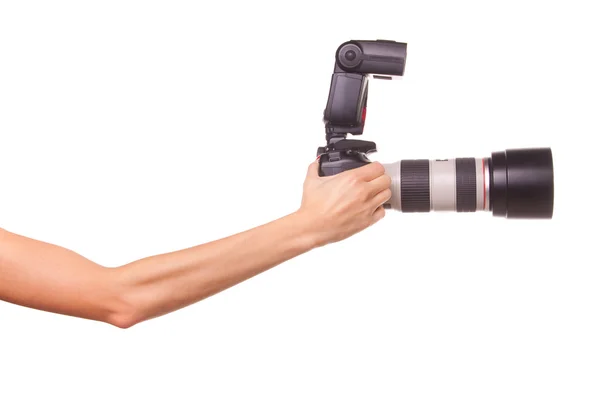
1, 1, 599, 399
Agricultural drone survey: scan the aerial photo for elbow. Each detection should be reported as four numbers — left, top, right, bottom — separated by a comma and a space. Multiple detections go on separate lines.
106, 310, 140, 330
105, 291, 148, 329
103, 280, 145, 329
105, 297, 142, 329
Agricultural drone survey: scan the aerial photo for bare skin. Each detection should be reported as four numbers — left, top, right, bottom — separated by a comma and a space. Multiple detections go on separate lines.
0, 160, 391, 328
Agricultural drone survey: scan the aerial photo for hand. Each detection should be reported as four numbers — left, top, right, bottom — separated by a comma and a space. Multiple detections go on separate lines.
296, 159, 392, 247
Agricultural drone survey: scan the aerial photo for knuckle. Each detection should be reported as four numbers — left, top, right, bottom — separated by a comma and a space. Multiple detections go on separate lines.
371, 161, 385, 175
362, 188, 372, 202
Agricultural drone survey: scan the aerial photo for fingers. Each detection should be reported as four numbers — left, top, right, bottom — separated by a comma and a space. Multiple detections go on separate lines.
368, 174, 392, 195
370, 188, 392, 209
372, 205, 386, 224
351, 161, 386, 182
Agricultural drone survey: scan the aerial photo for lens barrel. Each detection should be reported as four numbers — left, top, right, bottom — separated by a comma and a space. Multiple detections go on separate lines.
382, 148, 554, 219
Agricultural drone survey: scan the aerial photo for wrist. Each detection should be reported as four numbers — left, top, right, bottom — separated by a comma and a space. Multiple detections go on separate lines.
286, 210, 326, 250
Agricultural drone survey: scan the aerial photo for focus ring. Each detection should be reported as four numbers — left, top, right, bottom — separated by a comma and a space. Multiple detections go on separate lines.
401, 160, 430, 212
455, 158, 477, 212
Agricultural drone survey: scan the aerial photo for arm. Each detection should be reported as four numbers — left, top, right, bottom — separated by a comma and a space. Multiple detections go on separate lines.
0, 160, 391, 328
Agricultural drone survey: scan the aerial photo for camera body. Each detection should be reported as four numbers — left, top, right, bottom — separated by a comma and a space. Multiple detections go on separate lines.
318, 39, 407, 176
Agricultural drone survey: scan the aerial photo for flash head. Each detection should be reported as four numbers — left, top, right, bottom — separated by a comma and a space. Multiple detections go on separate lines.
335, 39, 407, 76
324, 39, 408, 134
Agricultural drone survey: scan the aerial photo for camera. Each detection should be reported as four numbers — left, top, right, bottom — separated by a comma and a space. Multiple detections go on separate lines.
317, 39, 554, 219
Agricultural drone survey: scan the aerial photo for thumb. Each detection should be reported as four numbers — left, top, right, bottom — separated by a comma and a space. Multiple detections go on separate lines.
306, 157, 321, 178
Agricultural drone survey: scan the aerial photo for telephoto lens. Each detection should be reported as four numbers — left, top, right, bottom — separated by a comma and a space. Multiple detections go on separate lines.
382, 148, 553, 218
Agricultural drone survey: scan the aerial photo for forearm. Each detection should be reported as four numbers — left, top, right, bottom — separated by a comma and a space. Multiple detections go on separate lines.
0, 212, 319, 328
111, 211, 318, 327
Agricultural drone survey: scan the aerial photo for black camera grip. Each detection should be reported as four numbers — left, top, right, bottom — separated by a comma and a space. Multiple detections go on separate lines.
318, 152, 371, 177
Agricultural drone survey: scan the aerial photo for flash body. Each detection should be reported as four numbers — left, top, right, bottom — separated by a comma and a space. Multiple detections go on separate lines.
316, 39, 554, 219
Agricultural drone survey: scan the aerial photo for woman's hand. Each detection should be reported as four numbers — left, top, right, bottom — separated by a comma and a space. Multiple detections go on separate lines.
297, 159, 392, 247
